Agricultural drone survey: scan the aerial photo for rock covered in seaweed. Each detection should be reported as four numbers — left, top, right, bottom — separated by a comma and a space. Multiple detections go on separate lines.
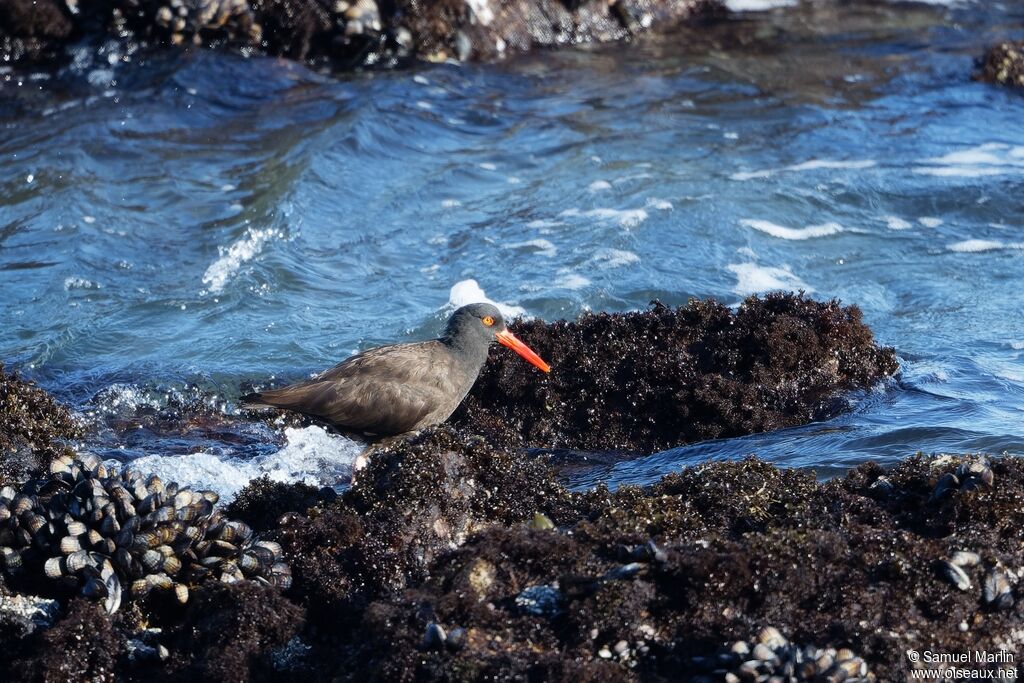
451, 294, 898, 452
0, 454, 290, 613
0, 0, 723, 69
690, 627, 875, 682
978, 41, 1024, 88
0, 363, 81, 487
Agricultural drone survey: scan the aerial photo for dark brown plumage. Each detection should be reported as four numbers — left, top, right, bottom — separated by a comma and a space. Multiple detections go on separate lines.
241, 303, 549, 437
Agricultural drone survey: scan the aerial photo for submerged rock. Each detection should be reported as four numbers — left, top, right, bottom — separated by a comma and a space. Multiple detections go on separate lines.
978, 41, 1024, 88
0, 0, 723, 69
453, 294, 898, 453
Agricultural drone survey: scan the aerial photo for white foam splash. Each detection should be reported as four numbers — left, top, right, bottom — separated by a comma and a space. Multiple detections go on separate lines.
448, 279, 528, 318
918, 217, 943, 228
554, 273, 591, 290
525, 219, 564, 229
727, 262, 813, 296
587, 180, 612, 193
739, 219, 843, 240
915, 143, 1024, 178
588, 248, 640, 269
560, 207, 648, 229
731, 159, 875, 181
884, 215, 912, 230
646, 198, 674, 210
64, 277, 101, 290
202, 227, 281, 294
506, 239, 557, 257
947, 239, 1024, 253
125, 426, 361, 501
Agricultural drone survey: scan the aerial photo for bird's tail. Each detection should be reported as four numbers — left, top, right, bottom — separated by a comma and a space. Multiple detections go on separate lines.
239, 392, 274, 409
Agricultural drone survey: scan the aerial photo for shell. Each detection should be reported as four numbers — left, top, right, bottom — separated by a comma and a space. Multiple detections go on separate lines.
950, 551, 981, 568
59, 536, 82, 554
0, 456, 291, 614
939, 559, 972, 591
66, 550, 91, 573
141, 549, 164, 573
44, 556, 65, 579
983, 567, 1014, 610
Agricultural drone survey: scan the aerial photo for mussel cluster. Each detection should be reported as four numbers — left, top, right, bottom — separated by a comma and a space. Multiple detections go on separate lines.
691, 627, 875, 683
937, 550, 1017, 610
0, 454, 290, 613
930, 457, 994, 501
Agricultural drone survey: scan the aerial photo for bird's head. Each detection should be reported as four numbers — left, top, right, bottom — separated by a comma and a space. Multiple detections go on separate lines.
444, 303, 550, 372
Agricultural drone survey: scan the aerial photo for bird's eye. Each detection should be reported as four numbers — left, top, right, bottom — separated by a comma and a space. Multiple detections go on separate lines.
482, 316, 495, 327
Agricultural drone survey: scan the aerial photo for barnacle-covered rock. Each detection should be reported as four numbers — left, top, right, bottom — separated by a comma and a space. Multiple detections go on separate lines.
691, 627, 875, 682
978, 41, 1024, 88
0, 455, 290, 612
0, 363, 81, 487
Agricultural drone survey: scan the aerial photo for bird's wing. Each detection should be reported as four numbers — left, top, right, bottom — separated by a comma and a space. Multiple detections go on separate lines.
249, 342, 460, 435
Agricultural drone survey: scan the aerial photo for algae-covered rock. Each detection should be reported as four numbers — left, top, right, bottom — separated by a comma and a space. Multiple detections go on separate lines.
0, 0, 723, 69
452, 294, 898, 453
0, 364, 80, 487
978, 41, 1024, 88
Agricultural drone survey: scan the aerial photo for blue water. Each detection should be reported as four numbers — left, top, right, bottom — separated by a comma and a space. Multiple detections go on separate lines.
1, 1, 1022, 495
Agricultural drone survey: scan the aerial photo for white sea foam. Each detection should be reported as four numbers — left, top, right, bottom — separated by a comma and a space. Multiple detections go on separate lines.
1011, 341, 1024, 351
560, 207, 648, 228
884, 215, 913, 230
64, 277, 100, 290
506, 239, 557, 257
588, 248, 640, 269
448, 279, 528, 318
125, 426, 361, 501
727, 262, 812, 296
731, 159, 875, 181
587, 180, 612, 193
947, 239, 1024, 253
645, 198, 674, 210
441, 198, 462, 208
739, 219, 842, 240
915, 143, 1024, 178
555, 273, 591, 290
202, 227, 281, 294
525, 219, 564, 229
918, 217, 943, 228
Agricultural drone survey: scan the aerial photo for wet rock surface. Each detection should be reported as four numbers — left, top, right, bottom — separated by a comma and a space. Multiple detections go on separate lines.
0, 0, 722, 69
978, 41, 1024, 88
0, 298, 1008, 680
4, 439, 1024, 679
453, 294, 898, 453
0, 364, 81, 488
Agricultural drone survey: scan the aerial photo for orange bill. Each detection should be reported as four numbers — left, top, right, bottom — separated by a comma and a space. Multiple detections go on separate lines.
496, 330, 551, 373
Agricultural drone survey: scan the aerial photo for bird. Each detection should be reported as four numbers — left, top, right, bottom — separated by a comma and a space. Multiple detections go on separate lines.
240, 303, 550, 466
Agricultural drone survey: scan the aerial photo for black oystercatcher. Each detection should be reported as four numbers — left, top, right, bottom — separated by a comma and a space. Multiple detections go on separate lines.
241, 303, 549, 441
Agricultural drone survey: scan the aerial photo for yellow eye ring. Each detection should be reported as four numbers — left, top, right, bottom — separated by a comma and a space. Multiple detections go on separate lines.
482, 316, 495, 327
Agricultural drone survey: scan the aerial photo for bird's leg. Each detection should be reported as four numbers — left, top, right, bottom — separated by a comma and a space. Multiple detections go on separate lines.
349, 432, 420, 485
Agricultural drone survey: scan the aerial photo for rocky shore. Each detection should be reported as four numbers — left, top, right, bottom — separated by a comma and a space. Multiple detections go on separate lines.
1, 295, 1015, 680
978, 41, 1024, 88
0, 0, 722, 69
